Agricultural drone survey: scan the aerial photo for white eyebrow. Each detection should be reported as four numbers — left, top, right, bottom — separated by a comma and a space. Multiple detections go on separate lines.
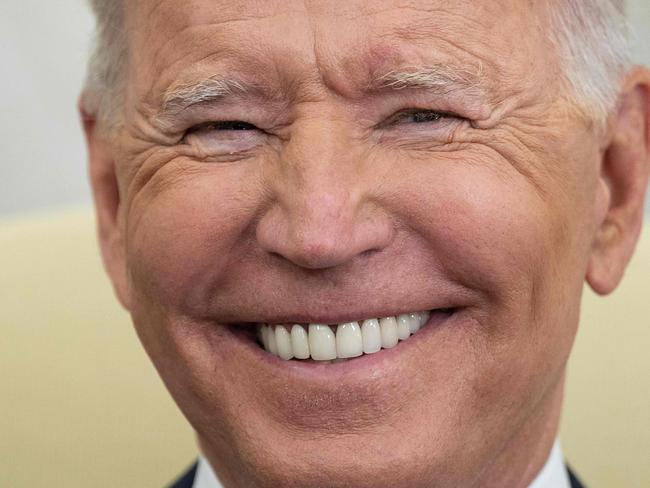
371, 63, 486, 97
156, 63, 487, 122
160, 76, 253, 116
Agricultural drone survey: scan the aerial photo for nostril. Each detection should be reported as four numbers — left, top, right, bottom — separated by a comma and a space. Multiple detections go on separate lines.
268, 238, 361, 270
255, 192, 395, 271
263, 233, 391, 271
359, 248, 381, 259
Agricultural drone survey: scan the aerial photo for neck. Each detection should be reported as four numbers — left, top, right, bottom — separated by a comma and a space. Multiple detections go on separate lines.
474, 371, 566, 488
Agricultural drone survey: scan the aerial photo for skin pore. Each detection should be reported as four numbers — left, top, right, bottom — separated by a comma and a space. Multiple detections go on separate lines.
82, 1, 650, 487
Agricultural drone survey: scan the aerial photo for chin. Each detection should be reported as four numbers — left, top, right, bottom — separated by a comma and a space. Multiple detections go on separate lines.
134, 299, 567, 488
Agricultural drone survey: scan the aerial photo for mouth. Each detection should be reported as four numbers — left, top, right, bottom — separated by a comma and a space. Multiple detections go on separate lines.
249, 309, 456, 362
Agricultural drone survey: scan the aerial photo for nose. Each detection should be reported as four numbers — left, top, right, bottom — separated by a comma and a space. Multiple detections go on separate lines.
256, 122, 394, 270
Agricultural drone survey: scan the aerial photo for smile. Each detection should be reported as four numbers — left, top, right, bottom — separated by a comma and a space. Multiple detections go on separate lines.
256, 311, 444, 361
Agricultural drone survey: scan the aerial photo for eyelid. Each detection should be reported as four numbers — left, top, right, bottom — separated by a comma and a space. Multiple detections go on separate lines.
181, 120, 262, 150
181, 119, 266, 158
378, 109, 463, 130
397, 109, 460, 121
187, 120, 259, 134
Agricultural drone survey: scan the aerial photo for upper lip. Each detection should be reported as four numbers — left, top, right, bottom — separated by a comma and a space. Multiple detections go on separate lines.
206, 282, 477, 326
231, 307, 456, 327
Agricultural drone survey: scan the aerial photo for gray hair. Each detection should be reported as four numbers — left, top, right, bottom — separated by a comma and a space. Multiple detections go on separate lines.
83, 0, 125, 133
82, 0, 631, 134
549, 0, 631, 125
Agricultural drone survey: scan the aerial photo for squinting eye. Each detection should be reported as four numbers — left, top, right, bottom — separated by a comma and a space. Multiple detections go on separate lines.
183, 120, 264, 157
196, 121, 257, 131
389, 110, 455, 126
377, 109, 465, 144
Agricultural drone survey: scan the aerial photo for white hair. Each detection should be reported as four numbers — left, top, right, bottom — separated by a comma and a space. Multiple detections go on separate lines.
82, 0, 631, 134
549, 0, 631, 125
83, 0, 126, 132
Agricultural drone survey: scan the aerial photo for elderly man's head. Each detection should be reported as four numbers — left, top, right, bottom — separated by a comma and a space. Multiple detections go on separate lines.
80, 1, 649, 487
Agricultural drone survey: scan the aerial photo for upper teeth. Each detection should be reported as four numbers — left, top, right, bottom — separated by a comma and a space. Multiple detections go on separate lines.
258, 312, 431, 361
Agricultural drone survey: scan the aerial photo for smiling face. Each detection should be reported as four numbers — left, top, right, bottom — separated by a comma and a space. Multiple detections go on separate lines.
83, 0, 650, 487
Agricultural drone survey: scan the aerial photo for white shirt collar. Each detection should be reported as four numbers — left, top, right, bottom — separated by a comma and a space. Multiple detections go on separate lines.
528, 440, 572, 488
192, 440, 570, 488
192, 456, 222, 488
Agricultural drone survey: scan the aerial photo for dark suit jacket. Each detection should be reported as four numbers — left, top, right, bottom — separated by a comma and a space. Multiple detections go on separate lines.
168, 462, 586, 488
168, 462, 198, 488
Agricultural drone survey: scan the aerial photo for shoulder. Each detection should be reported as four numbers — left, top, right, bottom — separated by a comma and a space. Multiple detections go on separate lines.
168, 462, 198, 488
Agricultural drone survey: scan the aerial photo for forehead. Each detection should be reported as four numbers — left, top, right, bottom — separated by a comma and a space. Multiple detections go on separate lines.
125, 0, 556, 109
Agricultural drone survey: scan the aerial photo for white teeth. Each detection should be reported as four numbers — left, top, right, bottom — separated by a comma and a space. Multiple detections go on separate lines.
408, 313, 421, 334
308, 324, 337, 360
396, 314, 411, 340
361, 318, 382, 354
275, 325, 294, 360
379, 317, 399, 348
336, 322, 363, 358
419, 311, 430, 326
267, 326, 278, 355
257, 310, 438, 361
291, 324, 310, 359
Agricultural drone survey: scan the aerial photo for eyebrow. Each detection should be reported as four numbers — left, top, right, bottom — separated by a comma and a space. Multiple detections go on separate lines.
160, 76, 257, 116
156, 62, 488, 123
368, 63, 487, 97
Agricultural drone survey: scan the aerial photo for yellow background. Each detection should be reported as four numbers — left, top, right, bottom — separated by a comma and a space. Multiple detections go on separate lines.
1, 207, 648, 487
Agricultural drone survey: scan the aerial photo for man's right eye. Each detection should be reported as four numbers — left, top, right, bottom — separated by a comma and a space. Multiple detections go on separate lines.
183, 120, 264, 157
195, 121, 258, 132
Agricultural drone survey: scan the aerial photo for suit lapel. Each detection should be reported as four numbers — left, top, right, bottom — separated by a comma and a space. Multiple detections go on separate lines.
168, 462, 198, 488
567, 466, 586, 488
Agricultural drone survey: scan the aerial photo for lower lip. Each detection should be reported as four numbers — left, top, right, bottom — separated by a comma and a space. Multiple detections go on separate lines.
224, 310, 459, 382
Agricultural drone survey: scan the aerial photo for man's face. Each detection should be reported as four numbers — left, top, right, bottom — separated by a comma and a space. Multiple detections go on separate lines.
107, 1, 608, 486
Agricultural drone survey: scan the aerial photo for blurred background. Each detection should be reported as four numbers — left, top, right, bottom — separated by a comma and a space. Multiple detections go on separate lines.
1, 1, 649, 487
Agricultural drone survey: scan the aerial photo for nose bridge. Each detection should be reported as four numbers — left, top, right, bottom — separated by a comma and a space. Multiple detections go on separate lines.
286, 112, 355, 179
257, 117, 393, 270
284, 117, 359, 216
292, 173, 360, 245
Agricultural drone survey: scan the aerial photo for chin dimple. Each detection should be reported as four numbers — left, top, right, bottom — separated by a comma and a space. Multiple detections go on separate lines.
257, 312, 431, 362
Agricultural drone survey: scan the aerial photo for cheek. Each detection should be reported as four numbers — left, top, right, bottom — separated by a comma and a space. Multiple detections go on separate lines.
390, 156, 581, 422
391, 151, 587, 358
126, 164, 261, 312
400, 159, 556, 298
399, 152, 585, 368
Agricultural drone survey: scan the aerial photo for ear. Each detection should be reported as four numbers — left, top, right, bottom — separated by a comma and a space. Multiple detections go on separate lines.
79, 98, 132, 310
587, 67, 650, 295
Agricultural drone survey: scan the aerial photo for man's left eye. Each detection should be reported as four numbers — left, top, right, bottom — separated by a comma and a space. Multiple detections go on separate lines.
377, 109, 466, 144
387, 109, 456, 126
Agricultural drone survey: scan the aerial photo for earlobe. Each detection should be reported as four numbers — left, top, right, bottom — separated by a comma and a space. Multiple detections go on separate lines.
586, 68, 650, 295
79, 99, 132, 310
